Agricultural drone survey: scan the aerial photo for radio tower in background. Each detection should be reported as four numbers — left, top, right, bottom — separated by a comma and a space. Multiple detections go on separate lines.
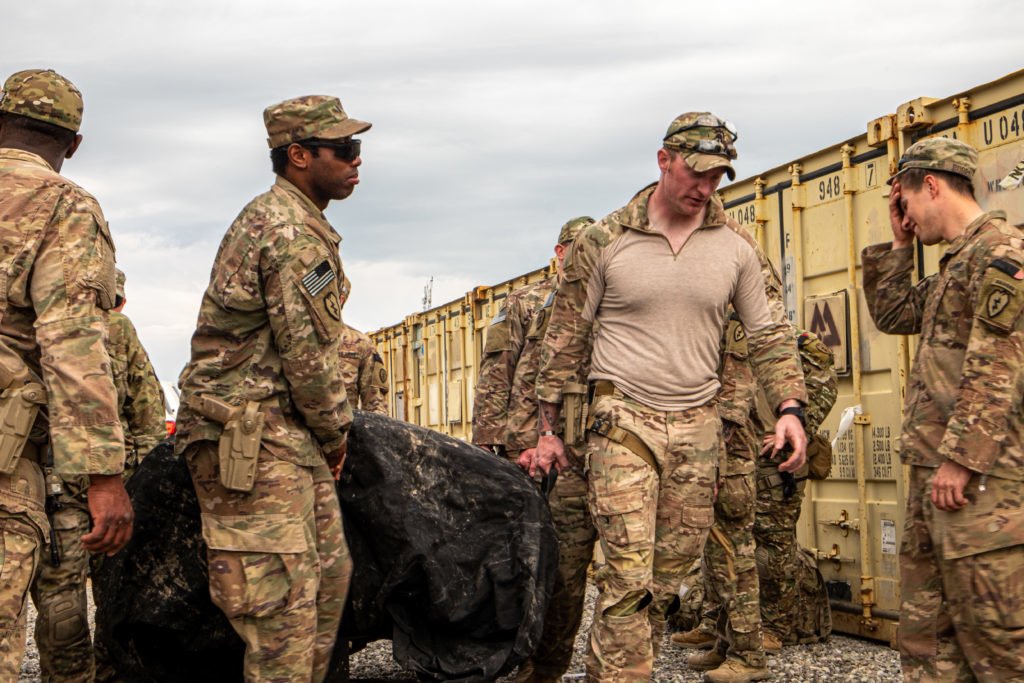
422, 277, 433, 311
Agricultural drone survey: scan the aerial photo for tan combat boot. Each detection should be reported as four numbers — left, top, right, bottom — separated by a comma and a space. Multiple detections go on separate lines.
703, 657, 770, 682
686, 650, 726, 671
762, 631, 782, 652
671, 627, 716, 649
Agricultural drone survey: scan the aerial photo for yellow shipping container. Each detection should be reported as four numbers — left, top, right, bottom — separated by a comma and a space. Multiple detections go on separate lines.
373, 68, 1024, 645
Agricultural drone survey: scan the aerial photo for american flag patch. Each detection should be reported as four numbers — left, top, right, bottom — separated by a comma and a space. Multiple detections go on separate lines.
302, 260, 336, 297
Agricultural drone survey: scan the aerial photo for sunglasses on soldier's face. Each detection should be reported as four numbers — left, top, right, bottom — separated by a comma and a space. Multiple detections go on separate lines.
306, 139, 361, 163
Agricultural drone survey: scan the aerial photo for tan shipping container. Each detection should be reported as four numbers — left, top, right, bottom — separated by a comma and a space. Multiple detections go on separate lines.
373, 68, 1024, 645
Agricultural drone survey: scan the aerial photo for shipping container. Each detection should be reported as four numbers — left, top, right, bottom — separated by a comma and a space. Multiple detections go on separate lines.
372, 68, 1024, 645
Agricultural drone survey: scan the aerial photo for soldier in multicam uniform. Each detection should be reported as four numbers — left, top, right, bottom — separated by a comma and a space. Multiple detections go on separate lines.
863, 137, 1024, 681
337, 276, 388, 415
32, 269, 167, 682
532, 113, 808, 683
752, 329, 835, 647
0, 68, 132, 676
495, 215, 596, 683
674, 325, 836, 673
175, 95, 367, 681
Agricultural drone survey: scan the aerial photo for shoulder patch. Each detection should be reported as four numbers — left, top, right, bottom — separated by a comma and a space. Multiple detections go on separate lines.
372, 352, 383, 363
302, 260, 336, 297
543, 291, 555, 309
978, 259, 1024, 332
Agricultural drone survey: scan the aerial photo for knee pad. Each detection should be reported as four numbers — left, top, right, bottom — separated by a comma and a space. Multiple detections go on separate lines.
41, 594, 89, 646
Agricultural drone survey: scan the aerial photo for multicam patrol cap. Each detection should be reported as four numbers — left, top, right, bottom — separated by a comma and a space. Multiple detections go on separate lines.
663, 112, 737, 181
558, 216, 595, 245
264, 95, 371, 149
888, 137, 978, 185
0, 69, 84, 133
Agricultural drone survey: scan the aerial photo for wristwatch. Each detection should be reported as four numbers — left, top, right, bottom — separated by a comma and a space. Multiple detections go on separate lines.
778, 405, 806, 427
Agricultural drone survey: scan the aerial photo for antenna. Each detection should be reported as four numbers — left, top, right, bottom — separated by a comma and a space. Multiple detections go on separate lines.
422, 277, 433, 311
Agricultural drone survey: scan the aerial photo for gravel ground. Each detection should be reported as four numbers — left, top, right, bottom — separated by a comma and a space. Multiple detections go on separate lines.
19, 582, 901, 682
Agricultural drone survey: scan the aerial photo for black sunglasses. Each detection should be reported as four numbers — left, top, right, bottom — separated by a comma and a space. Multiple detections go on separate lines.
305, 138, 361, 163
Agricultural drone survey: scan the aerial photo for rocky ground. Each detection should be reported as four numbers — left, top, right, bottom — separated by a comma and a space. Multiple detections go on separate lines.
19, 583, 901, 682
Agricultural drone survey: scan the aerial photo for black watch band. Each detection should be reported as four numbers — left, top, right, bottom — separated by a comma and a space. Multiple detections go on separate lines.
779, 405, 806, 426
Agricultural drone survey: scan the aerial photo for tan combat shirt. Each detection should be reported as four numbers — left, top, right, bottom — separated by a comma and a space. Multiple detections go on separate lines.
863, 211, 1024, 481
0, 148, 124, 476
176, 176, 352, 465
538, 185, 806, 413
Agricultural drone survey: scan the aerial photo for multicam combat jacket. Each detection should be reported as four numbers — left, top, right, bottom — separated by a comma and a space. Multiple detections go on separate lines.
108, 311, 167, 462
537, 184, 806, 412
471, 276, 554, 447
863, 211, 1024, 481
0, 148, 124, 476
176, 176, 352, 465
339, 323, 388, 415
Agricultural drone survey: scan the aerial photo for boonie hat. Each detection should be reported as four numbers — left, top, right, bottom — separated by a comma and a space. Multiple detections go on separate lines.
558, 216, 594, 245
264, 95, 371, 149
0, 69, 83, 133
888, 137, 978, 185
663, 112, 737, 181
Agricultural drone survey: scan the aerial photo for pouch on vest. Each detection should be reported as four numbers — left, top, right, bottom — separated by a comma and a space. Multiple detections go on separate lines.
562, 381, 589, 447
0, 362, 48, 474
806, 432, 833, 480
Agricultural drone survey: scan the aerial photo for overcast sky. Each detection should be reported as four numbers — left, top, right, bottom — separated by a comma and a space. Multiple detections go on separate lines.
6, 0, 1024, 386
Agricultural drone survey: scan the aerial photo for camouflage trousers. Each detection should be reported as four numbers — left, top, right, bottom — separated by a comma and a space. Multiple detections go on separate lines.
696, 419, 764, 668
517, 448, 597, 683
0, 458, 47, 680
30, 503, 94, 682
899, 466, 1024, 683
752, 454, 806, 643
585, 392, 719, 682
185, 442, 352, 683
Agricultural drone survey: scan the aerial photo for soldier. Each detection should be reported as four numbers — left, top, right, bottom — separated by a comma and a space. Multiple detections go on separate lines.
673, 326, 836, 673
863, 137, 1024, 681
31, 268, 167, 681
175, 95, 366, 680
0, 68, 132, 676
337, 277, 388, 414
499, 215, 596, 682
752, 329, 835, 647
532, 112, 808, 682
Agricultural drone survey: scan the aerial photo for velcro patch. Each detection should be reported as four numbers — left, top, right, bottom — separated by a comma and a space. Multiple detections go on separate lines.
978, 260, 1024, 333
301, 260, 336, 297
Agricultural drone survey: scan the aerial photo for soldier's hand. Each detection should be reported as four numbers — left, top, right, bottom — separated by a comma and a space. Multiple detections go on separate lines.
534, 434, 568, 476
931, 460, 972, 511
517, 448, 536, 471
888, 181, 915, 249
759, 433, 775, 456
327, 440, 348, 480
773, 415, 807, 472
82, 474, 133, 556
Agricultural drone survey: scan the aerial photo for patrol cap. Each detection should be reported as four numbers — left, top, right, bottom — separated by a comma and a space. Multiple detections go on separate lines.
0, 69, 83, 133
663, 112, 737, 181
115, 269, 126, 299
264, 95, 371, 149
888, 137, 978, 185
558, 216, 594, 245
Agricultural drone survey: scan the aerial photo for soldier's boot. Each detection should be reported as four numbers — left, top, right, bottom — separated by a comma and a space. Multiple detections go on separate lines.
703, 657, 771, 683
762, 631, 782, 652
672, 626, 717, 649
687, 650, 726, 671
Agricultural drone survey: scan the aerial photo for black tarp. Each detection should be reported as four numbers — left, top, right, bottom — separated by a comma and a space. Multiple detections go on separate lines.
94, 412, 558, 682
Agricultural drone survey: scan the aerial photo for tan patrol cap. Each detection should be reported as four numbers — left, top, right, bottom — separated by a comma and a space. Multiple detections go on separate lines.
663, 111, 737, 181
264, 95, 371, 149
558, 216, 594, 245
888, 137, 978, 185
0, 69, 83, 133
